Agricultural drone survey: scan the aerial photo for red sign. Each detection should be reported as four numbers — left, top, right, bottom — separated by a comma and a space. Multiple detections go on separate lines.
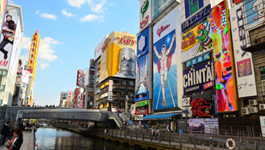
76, 70, 84, 86
234, 0, 243, 4
140, 16, 149, 29
203, 81, 214, 90
115, 36, 136, 46
157, 24, 170, 37
135, 108, 148, 115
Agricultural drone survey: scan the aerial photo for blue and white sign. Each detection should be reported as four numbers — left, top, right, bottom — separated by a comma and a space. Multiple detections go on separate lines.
135, 27, 150, 101
186, 52, 211, 67
153, 7, 180, 111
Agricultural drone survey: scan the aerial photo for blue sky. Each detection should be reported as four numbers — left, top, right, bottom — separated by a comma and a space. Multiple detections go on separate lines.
10, 0, 139, 106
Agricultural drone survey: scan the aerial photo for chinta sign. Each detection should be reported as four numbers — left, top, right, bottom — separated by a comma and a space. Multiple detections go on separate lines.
183, 61, 214, 94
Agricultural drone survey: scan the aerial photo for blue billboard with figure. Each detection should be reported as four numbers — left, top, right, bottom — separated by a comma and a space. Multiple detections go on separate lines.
135, 27, 150, 101
153, 7, 180, 112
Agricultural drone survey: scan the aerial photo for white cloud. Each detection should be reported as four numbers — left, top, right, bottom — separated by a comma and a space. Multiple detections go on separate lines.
91, 1, 105, 13
62, 9, 75, 17
41, 13, 57, 20
35, 10, 40, 14
39, 63, 50, 70
80, 14, 100, 22
68, 0, 92, 8
21, 36, 62, 70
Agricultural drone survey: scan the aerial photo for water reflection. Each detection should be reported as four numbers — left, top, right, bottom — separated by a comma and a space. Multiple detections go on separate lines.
35, 128, 144, 150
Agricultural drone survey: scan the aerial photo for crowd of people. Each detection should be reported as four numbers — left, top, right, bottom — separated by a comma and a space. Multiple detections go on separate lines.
0, 121, 23, 150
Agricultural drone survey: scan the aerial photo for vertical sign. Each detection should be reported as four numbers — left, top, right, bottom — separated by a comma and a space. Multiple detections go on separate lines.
153, 7, 180, 111
108, 80, 113, 101
230, 4, 257, 98
135, 27, 149, 101
211, 1, 238, 112
140, 0, 151, 31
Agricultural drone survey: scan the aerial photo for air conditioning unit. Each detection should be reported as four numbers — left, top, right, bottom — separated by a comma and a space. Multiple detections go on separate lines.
241, 107, 250, 115
249, 107, 258, 113
259, 104, 265, 110
249, 99, 258, 106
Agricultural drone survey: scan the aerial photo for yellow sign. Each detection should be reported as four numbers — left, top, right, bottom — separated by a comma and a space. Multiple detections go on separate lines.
99, 31, 137, 83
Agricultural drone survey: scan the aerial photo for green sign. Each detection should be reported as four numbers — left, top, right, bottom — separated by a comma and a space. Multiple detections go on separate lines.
136, 100, 148, 107
141, 0, 149, 19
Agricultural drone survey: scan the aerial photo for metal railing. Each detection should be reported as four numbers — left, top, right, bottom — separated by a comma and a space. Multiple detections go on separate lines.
28, 127, 35, 150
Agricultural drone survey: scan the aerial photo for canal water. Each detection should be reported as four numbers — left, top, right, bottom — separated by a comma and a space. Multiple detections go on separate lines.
35, 127, 145, 150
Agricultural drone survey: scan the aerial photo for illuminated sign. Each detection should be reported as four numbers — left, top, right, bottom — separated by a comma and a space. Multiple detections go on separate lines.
135, 108, 148, 115
211, 1, 238, 112
186, 52, 211, 67
185, 0, 204, 18
135, 100, 148, 107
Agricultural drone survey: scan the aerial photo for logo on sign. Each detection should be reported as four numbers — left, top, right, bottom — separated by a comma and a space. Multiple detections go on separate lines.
157, 24, 170, 37
141, 0, 149, 19
185, 0, 204, 18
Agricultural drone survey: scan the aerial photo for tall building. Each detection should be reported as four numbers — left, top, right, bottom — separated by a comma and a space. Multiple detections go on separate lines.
84, 59, 95, 109
95, 31, 137, 112
0, 4, 24, 106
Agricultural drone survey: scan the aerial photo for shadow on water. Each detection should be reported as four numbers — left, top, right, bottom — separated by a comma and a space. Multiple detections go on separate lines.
35, 127, 149, 150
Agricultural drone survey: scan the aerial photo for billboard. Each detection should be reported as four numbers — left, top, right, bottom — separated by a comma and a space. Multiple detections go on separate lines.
76, 70, 84, 86
183, 60, 214, 94
180, 0, 211, 33
0, 14, 18, 70
140, 0, 151, 31
244, 0, 265, 29
210, 1, 238, 112
189, 118, 219, 134
135, 27, 149, 101
230, 4, 257, 98
181, 18, 212, 62
99, 32, 137, 82
94, 35, 107, 60
0, 0, 7, 34
153, 7, 181, 111
151, 0, 174, 20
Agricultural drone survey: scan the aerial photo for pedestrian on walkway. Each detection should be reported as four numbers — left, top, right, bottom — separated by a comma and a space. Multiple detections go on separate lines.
7, 125, 14, 140
155, 127, 160, 140
151, 127, 156, 140
7, 128, 23, 150
1, 121, 10, 145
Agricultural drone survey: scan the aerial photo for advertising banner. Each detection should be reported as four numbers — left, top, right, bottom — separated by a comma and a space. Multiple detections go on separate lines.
22, 70, 30, 84
153, 7, 180, 111
260, 116, 265, 137
181, 18, 212, 62
0, 0, 7, 34
135, 100, 148, 107
135, 27, 149, 101
151, 0, 174, 20
234, 0, 243, 4
230, 4, 257, 98
183, 60, 214, 94
189, 118, 219, 134
0, 13, 18, 70
244, 0, 265, 29
180, 0, 211, 33
185, 52, 211, 68
135, 108, 148, 115
211, 1, 238, 112
140, 0, 151, 32
94, 35, 107, 60
76, 70, 84, 86
99, 32, 137, 83
108, 80, 113, 101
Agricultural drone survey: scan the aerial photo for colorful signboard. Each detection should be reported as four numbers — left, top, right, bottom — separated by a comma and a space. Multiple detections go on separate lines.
183, 61, 214, 94
234, 0, 243, 4
99, 32, 137, 83
135, 108, 148, 115
185, 52, 211, 68
181, 18, 212, 62
181, 0, 211, 33
140, 0, 151, 31
135, 100, 148, 107
108, 80, 113, 101
230, 2, 258, 98
189, 118, 219, 134
182, 97, 191, 107
151, 0, 174, 20
211, 1, 238, 112
76, 70, 84, 86
135, 27, 149, 101
244, 0, 265, 28
153, 7, 180, 111
0, 0, 7, 34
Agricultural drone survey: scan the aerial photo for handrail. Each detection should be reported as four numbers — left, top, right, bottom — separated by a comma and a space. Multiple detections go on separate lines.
110, 112, 123, 128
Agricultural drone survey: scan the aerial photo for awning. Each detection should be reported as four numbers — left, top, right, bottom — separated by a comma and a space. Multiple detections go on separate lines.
142, 113, 180, 120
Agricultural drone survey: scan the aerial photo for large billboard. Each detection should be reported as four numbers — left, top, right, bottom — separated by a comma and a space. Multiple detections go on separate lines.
181, 18, 212, 62
0, 0, 7, 34
244, 0, 264, 29
135, 27, 149, 101
0, 13, 19, 70
140, 0, 151, 31
230, 4, 257, 98
183, 60, 214, 94
180, 0, 211, 33
94, 35, 107, 60
153, 7, 181, 112
210, 1, 238, 112
76, 70, 84, 86
99, 32, 137, 83
151, 0, 174, 20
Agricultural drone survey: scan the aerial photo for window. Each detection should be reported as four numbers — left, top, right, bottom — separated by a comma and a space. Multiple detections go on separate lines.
260, 66, 265, 80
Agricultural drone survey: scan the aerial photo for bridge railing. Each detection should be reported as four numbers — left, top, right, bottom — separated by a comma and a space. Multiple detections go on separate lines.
94, 128, 265, 149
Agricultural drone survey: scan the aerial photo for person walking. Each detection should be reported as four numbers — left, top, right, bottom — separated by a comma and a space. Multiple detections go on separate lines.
1, 121, 10, 145
7, 128, 23, 150
8, 125, 14, 140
